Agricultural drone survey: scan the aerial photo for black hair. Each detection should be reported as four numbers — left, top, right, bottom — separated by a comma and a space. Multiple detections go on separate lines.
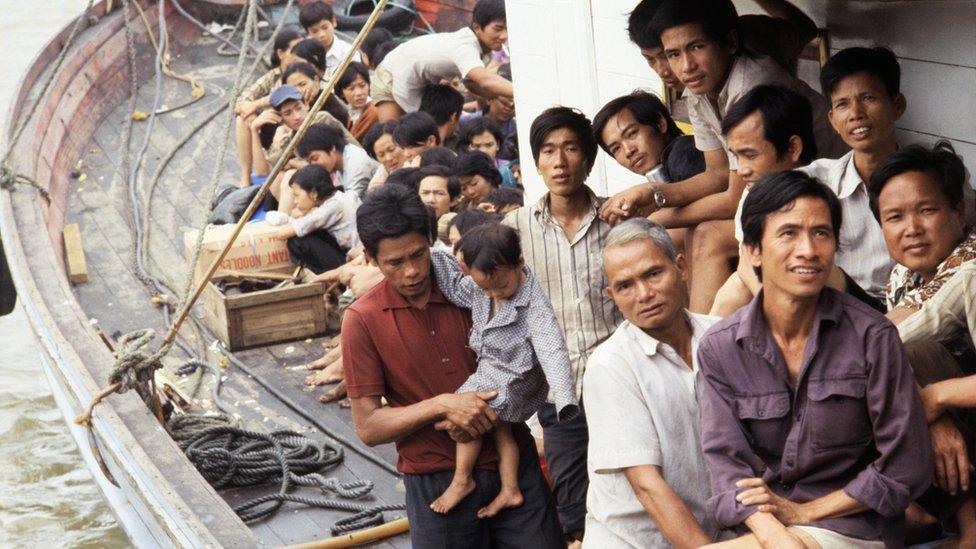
458, 224, 521, 275
290, 164, 336, 201
592, 90, 682, 154
299, 1, 335, 30
291, 38, 327, 73
449, 208, 499, 238
721, 84, 818, 164
627, 0, 664, 49
472, 0, 506, 29
336, 61, 371, 93
867, 141, 966, 220
416, 165, 461, 200
528, 107, 599, 173
650, 0, 741, 54
297, 123, 347, 158
362, 28, 395, 66
454, 150, 502, 188
820, 47, 901, 100
357, 183, 434, 256
323, 93, 351, 127
393, 112, 441, 147
270, 27, 304, 67
371, 41, 398, 68
483, 187, 524, 209
282, 61, 320, 84
740, 170, 843, 249
362, 121, 399, 160
419, 84, 465, 126
385, 167, 422, 190
457, 117, 504, 153
419, 147, 457, 168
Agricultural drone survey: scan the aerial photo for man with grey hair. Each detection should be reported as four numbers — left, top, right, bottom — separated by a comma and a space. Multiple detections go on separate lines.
582, 218, 721, 547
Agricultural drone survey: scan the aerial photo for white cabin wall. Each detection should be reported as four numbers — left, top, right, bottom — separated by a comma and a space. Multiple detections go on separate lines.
508, 0, 663, 204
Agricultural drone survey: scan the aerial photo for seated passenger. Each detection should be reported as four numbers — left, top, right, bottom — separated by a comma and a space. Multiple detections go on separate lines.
299, 1, 360, 77
592, 90, 704, 183
457, 117, 517, 187
415, 165, 459, 220
458, 63, 518, 162
371, 0, 513, 122
419, 83, 464, 148
480, 187, 523, 216
583, 218, 718, 548
336, 62, 378, 142
359, 27, 394, 70
362, 121, 405, 188
454, 150, 501, 208
699, 171, 931, 548
297, 124, 377, 199
393, 112, 441, 167
273, 165, 360, 274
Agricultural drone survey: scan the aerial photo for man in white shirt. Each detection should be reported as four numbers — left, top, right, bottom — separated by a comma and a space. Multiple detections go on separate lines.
371, 0, 513, 122
299, 2, 361, 78
583, 217, 719, 548
298, 123, 378, 199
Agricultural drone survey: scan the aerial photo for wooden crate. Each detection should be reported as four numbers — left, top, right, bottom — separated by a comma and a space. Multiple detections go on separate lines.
202, 281, 327, 350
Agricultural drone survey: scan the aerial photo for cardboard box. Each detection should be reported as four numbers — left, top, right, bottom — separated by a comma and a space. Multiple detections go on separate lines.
184, 222, 294, 284
201, 281, 327, 350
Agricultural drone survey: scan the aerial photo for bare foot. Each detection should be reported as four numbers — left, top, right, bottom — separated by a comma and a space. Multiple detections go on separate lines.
321, 338, 340, 350
477, 487, 523, 519
306, 345, 342, 370
430, 476, 476, 514
319, 381, 347, 404
305, 363, 343, 386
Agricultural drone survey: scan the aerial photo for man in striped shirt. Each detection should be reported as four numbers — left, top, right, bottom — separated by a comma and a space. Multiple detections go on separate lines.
503, 107, 623, 545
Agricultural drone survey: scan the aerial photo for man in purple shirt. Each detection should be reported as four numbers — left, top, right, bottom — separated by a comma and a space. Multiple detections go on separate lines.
698, 171, 932, 547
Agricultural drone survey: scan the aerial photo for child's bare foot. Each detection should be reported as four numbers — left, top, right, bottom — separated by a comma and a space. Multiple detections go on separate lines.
305, 362, 343, 386
430, 477, 476, 514
477, 487, 523, 518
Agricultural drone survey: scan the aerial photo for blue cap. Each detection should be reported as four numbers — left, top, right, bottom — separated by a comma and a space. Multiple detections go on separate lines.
269, 85, 303, 108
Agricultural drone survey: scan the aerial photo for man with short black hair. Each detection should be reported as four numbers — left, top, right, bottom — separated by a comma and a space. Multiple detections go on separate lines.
454, 150, 501, 207
344, 184, 563, 548
699, 171, 931, 548
393, 112, 441, 166
415, 164, 460, 220
297, 123, 377, 199
503, 107, 624, 544
420, 84, 465, 146
372, 0, 513, 122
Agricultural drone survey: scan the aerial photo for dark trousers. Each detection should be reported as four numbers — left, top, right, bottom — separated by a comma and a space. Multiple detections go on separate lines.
404, 434, 563, 549
285, 229, 346, 274
538, 402, 588, 538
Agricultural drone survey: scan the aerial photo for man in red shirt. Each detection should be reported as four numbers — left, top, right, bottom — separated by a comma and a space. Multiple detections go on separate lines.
342, 184, 563, 548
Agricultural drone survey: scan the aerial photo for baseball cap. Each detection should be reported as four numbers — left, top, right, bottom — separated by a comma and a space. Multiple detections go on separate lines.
269, 85, 304, 108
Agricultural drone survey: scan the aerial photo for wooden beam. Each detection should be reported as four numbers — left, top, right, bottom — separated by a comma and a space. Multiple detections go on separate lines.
63, 223, 88, 284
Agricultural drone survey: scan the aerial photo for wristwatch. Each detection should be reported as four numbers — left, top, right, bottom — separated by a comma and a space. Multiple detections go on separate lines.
652, 186, 667, 209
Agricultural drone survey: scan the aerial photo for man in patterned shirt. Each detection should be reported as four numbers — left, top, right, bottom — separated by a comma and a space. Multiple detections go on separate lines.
503, 107, 623, 544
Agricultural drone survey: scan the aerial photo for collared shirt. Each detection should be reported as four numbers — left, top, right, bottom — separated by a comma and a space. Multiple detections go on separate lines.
290, 189, 361, 250
582, 313, 719, 548
886, 228, 976, 310
343, 279, 502, 475
899, 262, 976, 348
237, 67, 280, 106
324, 36, 361, 78
798, 151, 894, 299
503, 189, 624, 399
336, 143, 379, 199
378, 27, 490, 112
429, 249, 578, 422
697, 289, 932, 545
686, 54, 847, 170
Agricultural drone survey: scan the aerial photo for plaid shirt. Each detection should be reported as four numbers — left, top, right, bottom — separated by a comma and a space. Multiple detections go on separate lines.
430, 249, 578, 422
503, 189, 623, 399
237, 67, 280, 106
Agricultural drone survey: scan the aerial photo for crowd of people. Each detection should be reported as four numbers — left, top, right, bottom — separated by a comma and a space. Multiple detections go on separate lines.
222, 0, 976, 547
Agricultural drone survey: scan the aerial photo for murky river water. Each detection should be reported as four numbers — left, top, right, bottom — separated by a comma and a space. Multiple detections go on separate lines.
1, 3, 129, 547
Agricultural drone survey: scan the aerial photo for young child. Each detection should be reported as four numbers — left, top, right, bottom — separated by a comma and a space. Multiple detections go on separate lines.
271, 164, 361, 274
427, 224, 578, 518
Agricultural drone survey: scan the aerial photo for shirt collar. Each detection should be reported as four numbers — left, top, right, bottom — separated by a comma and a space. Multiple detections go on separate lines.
623, 311, 703, 367
531, 186, 602, 226
837, 151, 864, 199
380, 277, 448, 310
735, 288, 844, 345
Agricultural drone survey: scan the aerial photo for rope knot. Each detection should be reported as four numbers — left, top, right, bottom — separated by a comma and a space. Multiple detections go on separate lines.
108, 329, 163, 392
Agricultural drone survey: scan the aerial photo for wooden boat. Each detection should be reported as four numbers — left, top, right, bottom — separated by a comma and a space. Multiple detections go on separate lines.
0, 1, 470, 546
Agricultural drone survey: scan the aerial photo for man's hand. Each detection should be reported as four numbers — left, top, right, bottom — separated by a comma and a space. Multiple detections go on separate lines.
757, 530, 808, 549
745, 512, 807, 549
435, 391, 498, 439
886, 305, 920, 325
735, 478, 810, 526
930, 415, 971, 495
250, 110, 281, 131
920, 383, 946, 424
600, 184, 656, 225
287, 157, 309, 171
434, 419, 474, 443
236, 100, 261, 118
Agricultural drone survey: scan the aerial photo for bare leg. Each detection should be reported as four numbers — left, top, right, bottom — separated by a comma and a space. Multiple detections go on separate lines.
949, 496, 976, 548
704, 529, 819, 548
236, 114, 255, 187
709, 272, 753, 317
276, 170, 296, 213
375, 100, 404, 123
430, 436, 480, 514
477, 422, 524, 518
688, 220, 738, 314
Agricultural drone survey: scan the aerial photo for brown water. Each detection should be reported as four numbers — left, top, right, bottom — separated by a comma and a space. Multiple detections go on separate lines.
0, 2, 129, 547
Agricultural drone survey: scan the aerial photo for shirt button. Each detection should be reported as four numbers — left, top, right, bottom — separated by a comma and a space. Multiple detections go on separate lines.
441, 358, 450, 363
757, 409, 765, 418
430, 330, 436, 336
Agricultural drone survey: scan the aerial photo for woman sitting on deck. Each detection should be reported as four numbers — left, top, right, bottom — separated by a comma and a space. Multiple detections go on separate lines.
336, 62, 379, 142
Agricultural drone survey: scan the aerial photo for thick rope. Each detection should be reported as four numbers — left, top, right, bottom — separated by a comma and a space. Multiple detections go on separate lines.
171, 425, 404, 533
